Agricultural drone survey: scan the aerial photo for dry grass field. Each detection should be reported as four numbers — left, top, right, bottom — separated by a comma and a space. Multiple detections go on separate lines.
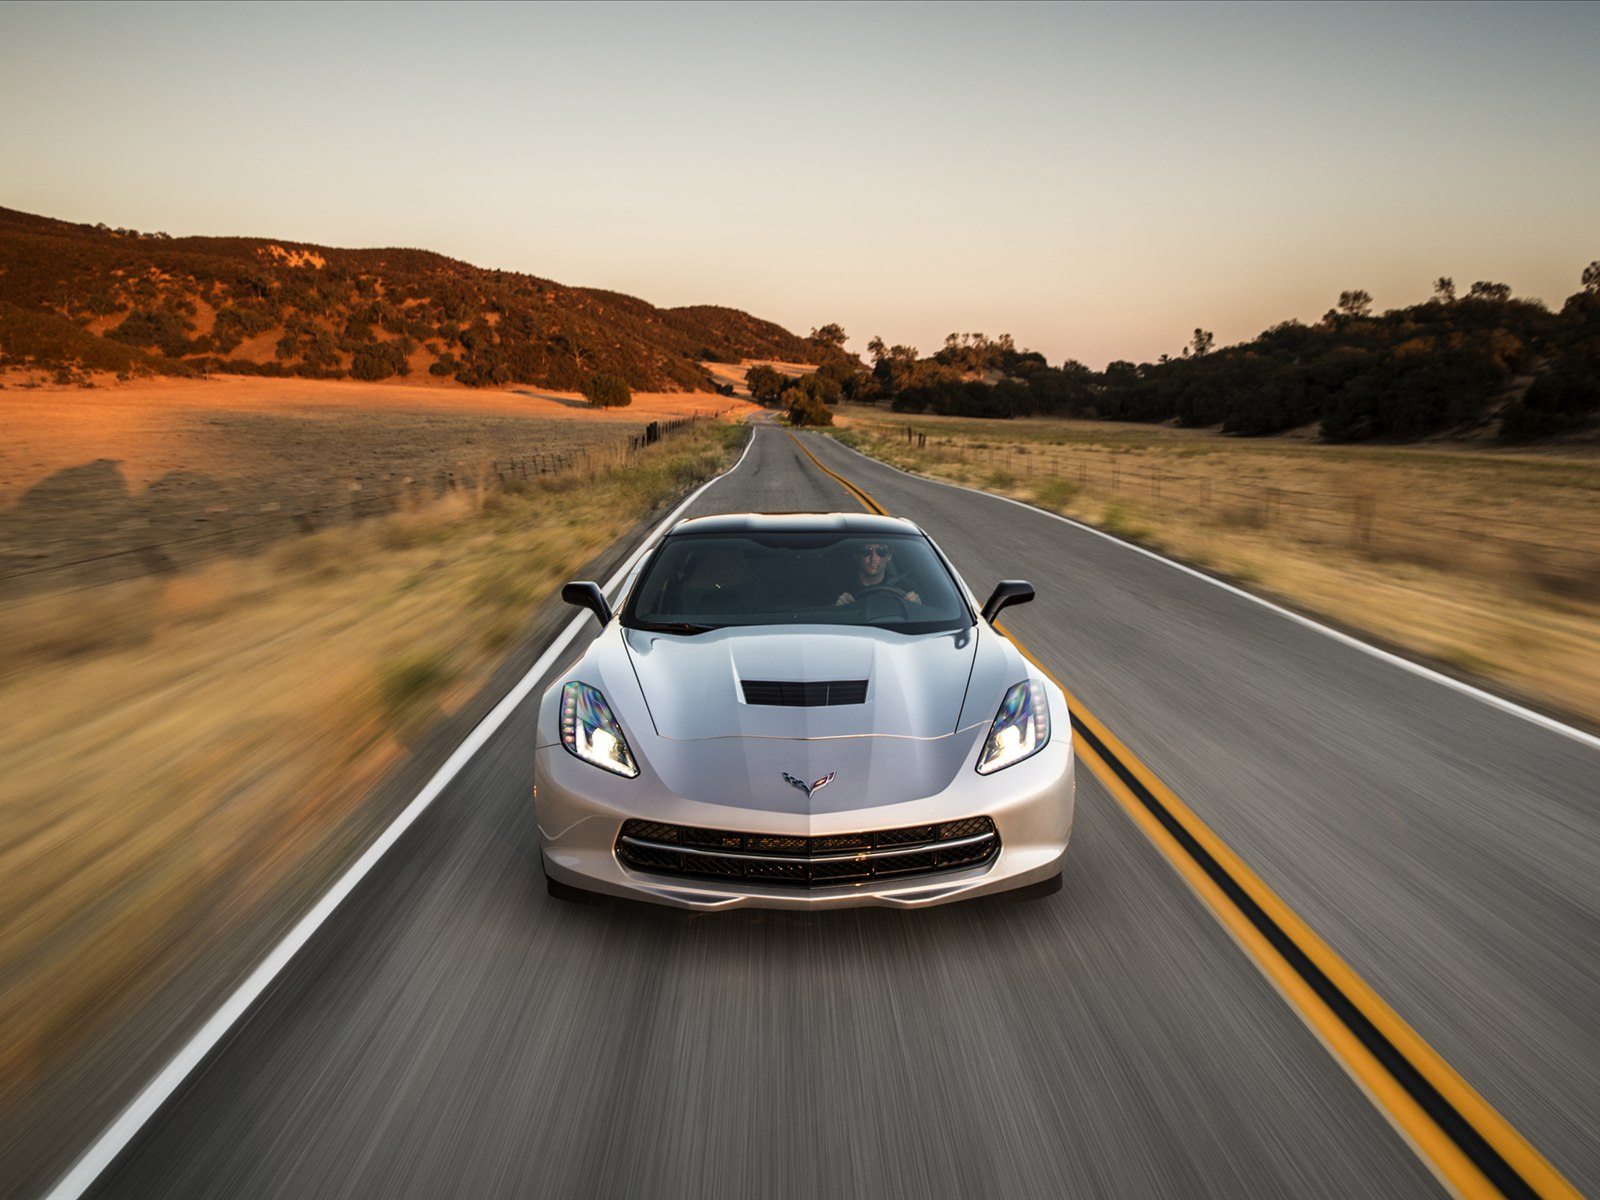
831, 406, 1600, 728
701, 358, 814, 395
0, 375, 747, 1118
0, 374, 752, 593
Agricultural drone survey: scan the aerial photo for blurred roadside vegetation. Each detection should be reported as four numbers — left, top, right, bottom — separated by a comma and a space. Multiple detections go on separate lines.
0, 423, 743, 1140
830, 410, 1600, 728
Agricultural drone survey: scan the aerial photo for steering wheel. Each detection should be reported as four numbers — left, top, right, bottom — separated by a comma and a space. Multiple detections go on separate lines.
854, 583, 911, 617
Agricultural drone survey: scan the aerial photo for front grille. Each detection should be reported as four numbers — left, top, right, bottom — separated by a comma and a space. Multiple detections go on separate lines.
740, 679, 869, 707
615, 817, 999, 888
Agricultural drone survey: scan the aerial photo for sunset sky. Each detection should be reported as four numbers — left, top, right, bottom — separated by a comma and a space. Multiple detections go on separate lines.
3, 0, 1596, 367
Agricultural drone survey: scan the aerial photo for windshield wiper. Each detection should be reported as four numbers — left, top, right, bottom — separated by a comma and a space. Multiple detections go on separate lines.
631, 620, 722, 635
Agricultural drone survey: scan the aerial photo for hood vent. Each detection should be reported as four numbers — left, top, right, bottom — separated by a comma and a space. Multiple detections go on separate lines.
741, 679, 869, 707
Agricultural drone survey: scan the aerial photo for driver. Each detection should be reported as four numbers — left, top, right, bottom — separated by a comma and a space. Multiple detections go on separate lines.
836, 540, 921, 606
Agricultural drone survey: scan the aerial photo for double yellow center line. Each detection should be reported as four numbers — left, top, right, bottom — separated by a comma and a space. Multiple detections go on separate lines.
787, 430, 1579, 1200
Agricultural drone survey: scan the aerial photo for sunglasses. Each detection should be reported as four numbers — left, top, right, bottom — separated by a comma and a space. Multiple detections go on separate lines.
857, 545, 892, 558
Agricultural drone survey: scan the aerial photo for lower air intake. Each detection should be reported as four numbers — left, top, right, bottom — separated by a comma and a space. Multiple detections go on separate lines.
615, 817, 999, 888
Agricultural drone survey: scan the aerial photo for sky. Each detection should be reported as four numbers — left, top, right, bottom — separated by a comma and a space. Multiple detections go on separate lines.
2, 0, 1597, 368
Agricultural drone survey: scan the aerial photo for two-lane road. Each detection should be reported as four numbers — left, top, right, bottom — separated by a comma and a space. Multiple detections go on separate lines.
80, 424, 1596, 1198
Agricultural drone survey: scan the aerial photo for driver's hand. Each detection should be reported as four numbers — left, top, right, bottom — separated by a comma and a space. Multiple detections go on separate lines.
904, 590, 921, 604
836, 592, 854, 606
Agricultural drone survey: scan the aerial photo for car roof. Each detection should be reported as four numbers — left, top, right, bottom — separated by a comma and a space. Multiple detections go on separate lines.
667, 511, 920, 537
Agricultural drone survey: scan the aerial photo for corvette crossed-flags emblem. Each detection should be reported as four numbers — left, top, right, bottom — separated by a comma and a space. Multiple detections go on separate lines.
782, 771, 835, 798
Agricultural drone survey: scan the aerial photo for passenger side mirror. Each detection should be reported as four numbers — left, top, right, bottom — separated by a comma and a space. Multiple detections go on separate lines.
562, 580, 612, 626
981, 580, 1035, 624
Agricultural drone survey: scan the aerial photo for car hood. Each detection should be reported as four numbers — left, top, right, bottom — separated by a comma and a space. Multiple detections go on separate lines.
623, 624, 986, 741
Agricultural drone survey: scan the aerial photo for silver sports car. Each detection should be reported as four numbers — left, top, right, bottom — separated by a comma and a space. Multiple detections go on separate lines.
533, 512, 1074, 909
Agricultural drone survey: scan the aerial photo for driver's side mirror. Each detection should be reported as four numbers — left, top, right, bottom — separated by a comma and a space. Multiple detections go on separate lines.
981, 580, 1035, 624
562, 580, 612, 626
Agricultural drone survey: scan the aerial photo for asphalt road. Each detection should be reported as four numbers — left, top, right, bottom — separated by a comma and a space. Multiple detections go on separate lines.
84, 424, 1598, 1198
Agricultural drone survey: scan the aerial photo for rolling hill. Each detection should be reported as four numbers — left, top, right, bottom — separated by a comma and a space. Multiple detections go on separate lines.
0, 206, 819, 390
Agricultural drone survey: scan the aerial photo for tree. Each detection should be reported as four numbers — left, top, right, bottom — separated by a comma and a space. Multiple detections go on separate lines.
785, 389, 834, 426
870, 342, 921, 390
1501, 366, 1600, 439
1433, 277, 1456, 303
1192, 328, 1214, 357
794, 371, 840, 404
350, 341, 409, 381
840, 371, 884, 404
1337, 290, 1373, 318
744, 363, 785, 403
1467, 281, 1511, 303
866, 335, 888, 363
581, 374, 632, 407
550, 332, 589, 369
808, 323, 848, 349
1582, 261, 1600, 295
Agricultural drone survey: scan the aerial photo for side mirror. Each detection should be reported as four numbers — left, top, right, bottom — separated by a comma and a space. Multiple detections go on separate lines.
562, 581, 612, 626
981, 580, 1035, 624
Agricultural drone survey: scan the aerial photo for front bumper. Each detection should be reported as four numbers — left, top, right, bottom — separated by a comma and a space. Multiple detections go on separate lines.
533, 734, 1074, 910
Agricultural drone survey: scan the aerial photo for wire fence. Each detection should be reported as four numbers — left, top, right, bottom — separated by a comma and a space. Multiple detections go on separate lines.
894, 427, 1600, 592
489, 412, 716, 485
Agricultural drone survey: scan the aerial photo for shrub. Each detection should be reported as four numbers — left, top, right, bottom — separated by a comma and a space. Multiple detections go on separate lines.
300, 331, 343, 371
0, 302, 145, 371
1321, 343, 1502, 441
1034, 480, 1080, 511
210, 304, 276, 354
378, 650, 452, 722
107, 308, 193, 357
1501, 367, 1600, 439
582, 374, 632, 407
891, 378, 1027, 419
350, 341, 409, 381
786, 392, 833, 426
1099, 502, 1154, 542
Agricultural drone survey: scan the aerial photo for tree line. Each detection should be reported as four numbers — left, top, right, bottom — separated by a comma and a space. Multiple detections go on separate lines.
830, 266, 1600, 441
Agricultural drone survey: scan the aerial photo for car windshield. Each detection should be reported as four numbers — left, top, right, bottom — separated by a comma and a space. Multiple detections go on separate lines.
624, 531, 972, 634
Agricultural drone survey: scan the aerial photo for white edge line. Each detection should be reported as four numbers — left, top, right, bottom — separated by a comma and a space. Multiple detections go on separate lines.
817, 432, 1600, 754
43, 427, 757, 1200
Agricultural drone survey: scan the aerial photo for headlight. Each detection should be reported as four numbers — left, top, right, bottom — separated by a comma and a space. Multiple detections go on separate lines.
976, 680, 1050, 774
560, 682, 639, 777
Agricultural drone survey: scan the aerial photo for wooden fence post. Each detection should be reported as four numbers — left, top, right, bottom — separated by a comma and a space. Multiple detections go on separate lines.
1352, 493, 1374, 549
